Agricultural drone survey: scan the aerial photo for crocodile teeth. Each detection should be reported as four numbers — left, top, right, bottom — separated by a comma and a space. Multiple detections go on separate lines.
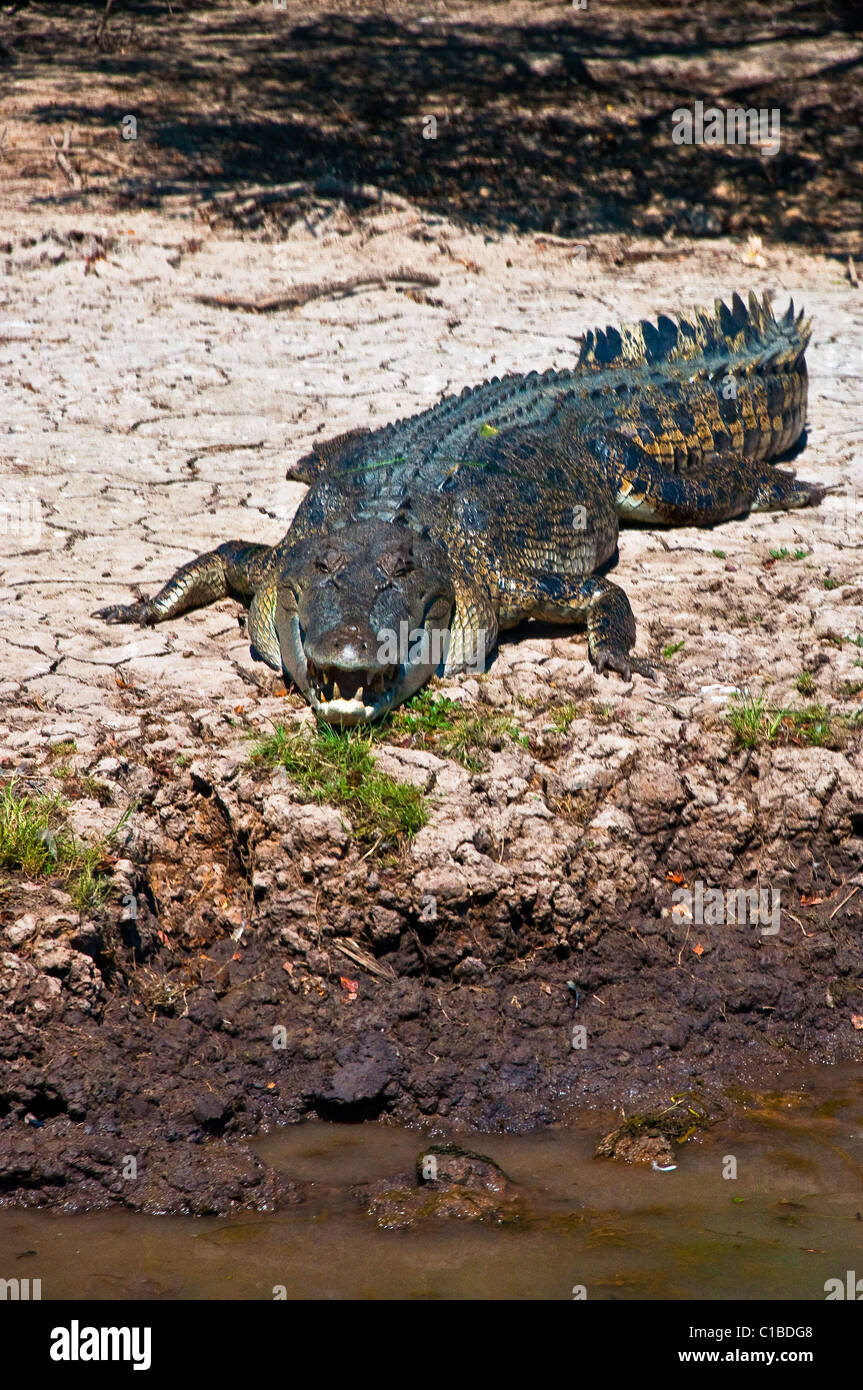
332, 679, 342, 699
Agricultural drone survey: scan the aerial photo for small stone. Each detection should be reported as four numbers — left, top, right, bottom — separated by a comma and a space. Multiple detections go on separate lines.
454, 955, 486, 982
6, 914, 38, 946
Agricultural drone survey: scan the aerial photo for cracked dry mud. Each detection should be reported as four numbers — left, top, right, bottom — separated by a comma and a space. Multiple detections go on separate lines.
1, 200, 862, 1212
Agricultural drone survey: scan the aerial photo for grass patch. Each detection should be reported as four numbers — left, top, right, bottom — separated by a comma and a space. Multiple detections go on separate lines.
49, 766, 113, 805
795, 671, 815, 697
546, 700, 579, 733
0, 781, 120, 909
779, 705, 835, 747
823, 577, 840, 591
711, 548, 726, 559
727, 694, 843, 750
662, 639, 685, 660
47, 739, 77, 759
592, 701, 616, 723
250, 721, 428, 848
727, 691, 767, 748
385, 690, 529, 771
768, 547, 810, 562
0, 783, 70, 877
70, 855, 115, 912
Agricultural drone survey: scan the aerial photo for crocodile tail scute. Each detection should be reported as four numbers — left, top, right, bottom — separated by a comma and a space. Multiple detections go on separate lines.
577, 291, 810, 377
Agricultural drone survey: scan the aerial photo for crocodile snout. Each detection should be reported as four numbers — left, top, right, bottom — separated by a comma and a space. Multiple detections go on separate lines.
304, 623, 401, 719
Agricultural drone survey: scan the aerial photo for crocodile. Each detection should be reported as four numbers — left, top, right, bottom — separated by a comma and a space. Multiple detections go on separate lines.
95, 290, 817, 725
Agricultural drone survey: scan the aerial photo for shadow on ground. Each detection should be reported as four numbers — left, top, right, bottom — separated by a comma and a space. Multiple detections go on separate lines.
1, 0, 861, 252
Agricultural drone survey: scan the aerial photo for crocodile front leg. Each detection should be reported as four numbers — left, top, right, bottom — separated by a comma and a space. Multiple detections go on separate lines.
93, 540, 273, 625
444, 576, 498, 675
525, 573, 655, 682
578, 575, 655, 681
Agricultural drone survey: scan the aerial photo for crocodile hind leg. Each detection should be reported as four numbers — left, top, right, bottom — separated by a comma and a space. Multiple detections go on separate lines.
93, 541, 273, 625
591, 434, 822, 526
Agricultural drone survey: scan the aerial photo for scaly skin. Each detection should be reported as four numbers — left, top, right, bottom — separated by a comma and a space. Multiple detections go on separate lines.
95, 291, 819, 724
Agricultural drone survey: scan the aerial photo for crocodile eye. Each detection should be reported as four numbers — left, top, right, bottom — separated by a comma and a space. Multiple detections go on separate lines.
381, 552, 413, 579
379, 544, 414, 579
315, 548, 345, 574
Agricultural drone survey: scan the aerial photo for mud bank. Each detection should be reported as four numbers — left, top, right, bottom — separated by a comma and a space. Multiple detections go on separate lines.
1, 688, 861, 1211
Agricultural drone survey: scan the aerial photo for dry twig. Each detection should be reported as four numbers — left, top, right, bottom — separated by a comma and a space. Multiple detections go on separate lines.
49, 127, 82, 189
194, 268, 439, 313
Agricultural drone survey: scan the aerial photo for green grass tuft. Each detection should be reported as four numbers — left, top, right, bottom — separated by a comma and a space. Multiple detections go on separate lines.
768, 547, 810, 562
250, 721, 428, 848
662, 639, 686, 660
386, 690, 528, 770
727, 694, 842, 750
0, 783, 69, 876
727, 691, 767, 748
0, 781, 120, 908
547, 700, 579, 732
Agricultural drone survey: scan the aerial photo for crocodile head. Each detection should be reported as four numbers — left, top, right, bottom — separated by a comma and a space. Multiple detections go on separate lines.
273, 520, 455, 724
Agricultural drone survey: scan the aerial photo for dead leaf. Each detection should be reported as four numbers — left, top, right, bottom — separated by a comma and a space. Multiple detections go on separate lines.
740, 233, 766, 269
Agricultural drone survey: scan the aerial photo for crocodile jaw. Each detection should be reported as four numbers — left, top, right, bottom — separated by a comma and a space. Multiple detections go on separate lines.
280, 612, 434, 725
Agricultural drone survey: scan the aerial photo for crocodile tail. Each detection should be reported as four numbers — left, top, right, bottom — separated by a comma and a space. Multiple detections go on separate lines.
577, 291, 810, 379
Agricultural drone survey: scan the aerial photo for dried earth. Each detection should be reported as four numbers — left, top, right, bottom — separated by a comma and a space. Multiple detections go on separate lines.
0, 1, 861, 1214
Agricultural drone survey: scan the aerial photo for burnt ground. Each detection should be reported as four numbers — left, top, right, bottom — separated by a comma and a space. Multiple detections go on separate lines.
0, 1, 862, 1214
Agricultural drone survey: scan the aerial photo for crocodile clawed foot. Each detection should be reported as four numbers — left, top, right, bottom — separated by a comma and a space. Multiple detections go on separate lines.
92, 601, 153, 626
594, 648, 656, 683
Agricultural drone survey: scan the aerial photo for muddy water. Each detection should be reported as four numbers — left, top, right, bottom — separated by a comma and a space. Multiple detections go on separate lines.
1, 1066, 861, 1301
